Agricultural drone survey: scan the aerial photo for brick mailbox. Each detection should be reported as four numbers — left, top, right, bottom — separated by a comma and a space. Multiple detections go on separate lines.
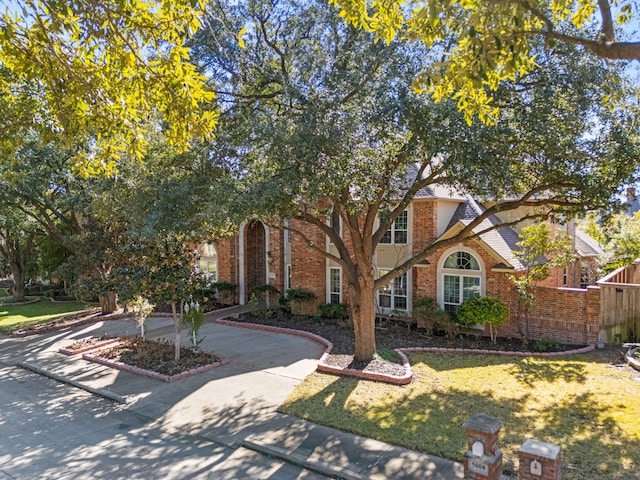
462, 414, 503, 480
518, 439, 562, 480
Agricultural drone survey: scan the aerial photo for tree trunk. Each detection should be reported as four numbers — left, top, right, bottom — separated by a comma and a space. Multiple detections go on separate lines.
349, 278, 377, 362
172, 302, 181, 362
98, 291, 118, 314
11, 266, 26, 301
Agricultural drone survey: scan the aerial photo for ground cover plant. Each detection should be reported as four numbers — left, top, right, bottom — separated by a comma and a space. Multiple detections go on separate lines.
0, 300, 96, 334
280, 350, 640, 479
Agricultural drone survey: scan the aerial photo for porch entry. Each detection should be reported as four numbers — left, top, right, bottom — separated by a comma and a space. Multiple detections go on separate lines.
244, 220, 267, 303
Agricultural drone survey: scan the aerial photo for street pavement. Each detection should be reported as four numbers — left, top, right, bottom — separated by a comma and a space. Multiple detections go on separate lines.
0, 307, 466, 479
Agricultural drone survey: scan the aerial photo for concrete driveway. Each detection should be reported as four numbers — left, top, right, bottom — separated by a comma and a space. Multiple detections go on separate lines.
0, 313, 329, 479
0, 310, 465, 480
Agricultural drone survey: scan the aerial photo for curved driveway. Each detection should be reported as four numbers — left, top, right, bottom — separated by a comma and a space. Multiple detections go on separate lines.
0, 313, 329, 479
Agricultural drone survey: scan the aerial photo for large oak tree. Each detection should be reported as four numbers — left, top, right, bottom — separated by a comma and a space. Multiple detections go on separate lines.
195, 0, 639, 361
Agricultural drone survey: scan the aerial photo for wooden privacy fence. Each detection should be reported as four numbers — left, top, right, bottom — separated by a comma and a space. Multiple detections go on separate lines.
597, 260, 640, 343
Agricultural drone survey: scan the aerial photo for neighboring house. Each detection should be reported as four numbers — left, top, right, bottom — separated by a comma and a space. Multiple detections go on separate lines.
208, 189, 605, 345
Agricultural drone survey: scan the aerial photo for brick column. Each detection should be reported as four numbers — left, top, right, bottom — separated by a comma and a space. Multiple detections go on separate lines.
462, 414, 503, 480
518, 439, 562, 480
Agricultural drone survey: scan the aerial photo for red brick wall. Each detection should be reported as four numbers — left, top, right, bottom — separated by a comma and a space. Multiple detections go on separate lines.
267, 225, 285, 295
497, 285, 600, 345
215, 236, 237, 286
289, 218, 327, 311
412, 200, 438, 255
413, 239, 601, 345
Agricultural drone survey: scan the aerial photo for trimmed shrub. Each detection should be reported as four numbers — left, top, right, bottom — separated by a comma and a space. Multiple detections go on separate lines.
251, 284, 280, 307
534, 338, 560, 353
319, 302, 348, 320
413, 297, 449, 333
286, 289, 317, 315
456, 296, 509, 343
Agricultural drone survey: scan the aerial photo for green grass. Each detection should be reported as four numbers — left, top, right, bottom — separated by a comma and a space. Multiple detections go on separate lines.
280, 351, 640, 479
0, 287, 10, 298
0, 300, 97, 334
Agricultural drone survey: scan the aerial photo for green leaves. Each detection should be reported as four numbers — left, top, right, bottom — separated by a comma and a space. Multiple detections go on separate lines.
332, 0, 640, 124
0, 0, 218, 174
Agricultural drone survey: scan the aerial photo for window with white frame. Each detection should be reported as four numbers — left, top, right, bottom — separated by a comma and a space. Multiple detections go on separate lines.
199, 243, 218, 281
380, 210, 408, 244
441, 251, 481, 317
284, 220, 291, 244
329, 267, 342, 304
327, 210, 341, 245
377, 269, 408, 311
285, 264, 292, 291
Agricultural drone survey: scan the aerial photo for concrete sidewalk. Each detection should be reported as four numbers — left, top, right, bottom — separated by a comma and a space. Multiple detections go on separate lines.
0, 307, 466, 479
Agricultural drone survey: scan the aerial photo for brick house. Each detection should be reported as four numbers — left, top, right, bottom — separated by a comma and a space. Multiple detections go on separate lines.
203, 188, 604, 345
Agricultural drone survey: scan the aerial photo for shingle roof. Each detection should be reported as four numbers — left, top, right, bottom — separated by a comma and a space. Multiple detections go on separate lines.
444, 198, 525, 270
574, 229, 604, 257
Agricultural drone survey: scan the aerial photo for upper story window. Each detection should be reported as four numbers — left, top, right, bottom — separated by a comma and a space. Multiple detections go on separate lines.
380, 210, 408, 245
443, 251, 480, 270
284, 220, 291, 244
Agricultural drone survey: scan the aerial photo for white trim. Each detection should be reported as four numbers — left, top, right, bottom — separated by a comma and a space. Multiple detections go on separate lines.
327, 266, 342, 304
238, 220, 270, 305
239, 223, 246, 305
376, 267, 410, 314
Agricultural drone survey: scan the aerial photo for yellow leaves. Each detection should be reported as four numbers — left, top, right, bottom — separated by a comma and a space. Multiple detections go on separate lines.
0, 0, 216, 175
238, 27, 247, 49
617, 3, 633, 24
571, 0, 596, 28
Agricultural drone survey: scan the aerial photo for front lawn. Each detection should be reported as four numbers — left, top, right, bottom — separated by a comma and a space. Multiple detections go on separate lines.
0, 300, 97, 334
280, 350, 640, 479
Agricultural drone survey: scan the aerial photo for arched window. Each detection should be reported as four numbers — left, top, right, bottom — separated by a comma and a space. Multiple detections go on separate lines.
440, 251, 482, 317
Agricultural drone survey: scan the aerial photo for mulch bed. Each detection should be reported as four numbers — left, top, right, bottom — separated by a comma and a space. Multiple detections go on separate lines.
233, 312, 627, 380
236, 312, 581, 355
91, 337, 223, 377
59, 335, 120, 355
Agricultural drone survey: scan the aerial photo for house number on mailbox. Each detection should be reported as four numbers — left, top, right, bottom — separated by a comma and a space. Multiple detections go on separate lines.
530, 459, 542, 476
469, 459, 489, 475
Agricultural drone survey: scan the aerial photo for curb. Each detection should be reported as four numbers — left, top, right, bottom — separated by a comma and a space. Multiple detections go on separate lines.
16, 361, 127, 404
243, 436, 366, 480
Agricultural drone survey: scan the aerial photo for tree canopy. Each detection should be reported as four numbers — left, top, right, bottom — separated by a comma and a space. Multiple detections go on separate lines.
194, 0, 640, 360
0, 0, 217, 174
330, 0, 640, 124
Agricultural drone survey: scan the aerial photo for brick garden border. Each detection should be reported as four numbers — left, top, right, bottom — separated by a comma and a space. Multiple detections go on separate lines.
58, 337, 121, 355
217, 318, 596, 385
82, 348, 229, 382
11, 310, 131, 337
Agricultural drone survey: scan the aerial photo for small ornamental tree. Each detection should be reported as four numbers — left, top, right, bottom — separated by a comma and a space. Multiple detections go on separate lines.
456, 296, 509, 343
511, 223, 574, 339
131, 296, 154, 339
127, 236, 195, 362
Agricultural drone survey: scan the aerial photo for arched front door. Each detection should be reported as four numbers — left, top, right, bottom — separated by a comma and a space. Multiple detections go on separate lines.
244, 220, 266, 302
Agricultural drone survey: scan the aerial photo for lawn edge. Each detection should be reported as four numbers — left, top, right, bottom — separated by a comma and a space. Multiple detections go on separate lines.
216, 318, 596, 384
